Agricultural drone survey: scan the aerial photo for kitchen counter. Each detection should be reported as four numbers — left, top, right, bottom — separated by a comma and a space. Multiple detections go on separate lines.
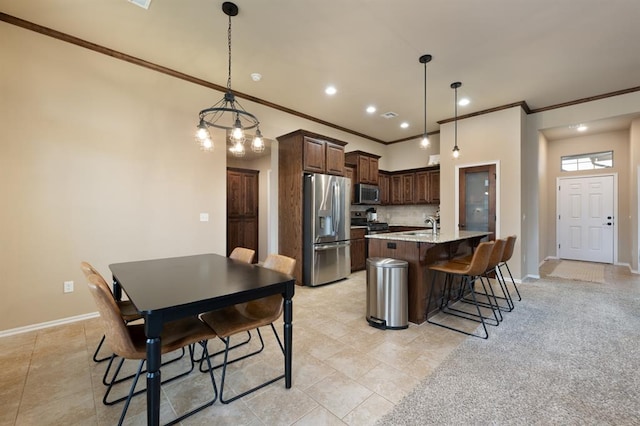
367, 230, 491, 324
367, 230, 488, 244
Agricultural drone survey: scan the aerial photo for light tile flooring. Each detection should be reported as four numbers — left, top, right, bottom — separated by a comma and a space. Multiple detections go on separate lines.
1, 262, 637, 425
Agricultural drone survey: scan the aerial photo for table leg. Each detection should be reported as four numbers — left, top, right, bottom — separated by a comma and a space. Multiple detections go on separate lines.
112, 277, 122, 301
283, 291, 293, 388
145, 327, 162, 425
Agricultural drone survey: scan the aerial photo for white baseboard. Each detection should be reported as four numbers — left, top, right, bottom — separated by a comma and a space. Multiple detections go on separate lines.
0, 312, 99, 338
524, 274, 541, 280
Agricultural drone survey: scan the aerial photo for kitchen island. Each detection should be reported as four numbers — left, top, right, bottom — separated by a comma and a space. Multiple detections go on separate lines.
367, 230, 491, 324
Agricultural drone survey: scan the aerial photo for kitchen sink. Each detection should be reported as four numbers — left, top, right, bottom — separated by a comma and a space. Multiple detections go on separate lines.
405, 231, 436, 236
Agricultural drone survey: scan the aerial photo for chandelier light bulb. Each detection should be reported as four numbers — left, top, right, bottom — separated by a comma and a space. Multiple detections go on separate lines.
251, 130, 265, 153
201, 138, 213, 151
195, 122, 211, 143
231, 119, 245, 142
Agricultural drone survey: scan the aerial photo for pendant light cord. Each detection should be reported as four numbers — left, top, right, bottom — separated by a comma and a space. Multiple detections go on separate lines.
423, 61, 427, 137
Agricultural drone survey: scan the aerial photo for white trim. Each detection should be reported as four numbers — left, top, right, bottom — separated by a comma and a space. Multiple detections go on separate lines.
524, 274, 541, 280
0, 312, 99, 338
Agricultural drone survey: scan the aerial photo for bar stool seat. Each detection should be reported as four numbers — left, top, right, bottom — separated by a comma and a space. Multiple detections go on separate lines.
427, 241, 498, 339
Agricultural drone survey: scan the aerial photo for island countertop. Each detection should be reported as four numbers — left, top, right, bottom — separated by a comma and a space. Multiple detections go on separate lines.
366, 230, 491, 244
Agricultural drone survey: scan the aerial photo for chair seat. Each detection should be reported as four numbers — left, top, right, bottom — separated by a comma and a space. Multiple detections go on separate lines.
123, 317, 217, 360
116, 300, 141, 322
201, 295, 282, 338
430, 260, 474, 275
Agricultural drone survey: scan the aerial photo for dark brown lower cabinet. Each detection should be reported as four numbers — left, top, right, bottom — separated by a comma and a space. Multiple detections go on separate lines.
350, 228, 367, 272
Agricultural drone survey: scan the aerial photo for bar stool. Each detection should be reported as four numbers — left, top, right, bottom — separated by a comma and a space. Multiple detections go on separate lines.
454, 238, 513, 313
427, 241, 497, 339
497, 235, 521, 301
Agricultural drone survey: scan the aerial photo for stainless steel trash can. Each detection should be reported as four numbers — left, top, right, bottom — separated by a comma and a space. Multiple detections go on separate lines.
366, 257, 408, 330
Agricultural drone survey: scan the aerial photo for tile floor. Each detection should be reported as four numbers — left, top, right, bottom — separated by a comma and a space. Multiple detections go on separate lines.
1, 262, 636, 425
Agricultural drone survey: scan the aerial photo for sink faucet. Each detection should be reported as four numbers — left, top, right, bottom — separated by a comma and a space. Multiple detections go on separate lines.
424, 216, 438, 234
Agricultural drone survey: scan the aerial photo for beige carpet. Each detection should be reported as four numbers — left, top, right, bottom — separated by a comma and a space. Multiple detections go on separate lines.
547, 260, 606, 283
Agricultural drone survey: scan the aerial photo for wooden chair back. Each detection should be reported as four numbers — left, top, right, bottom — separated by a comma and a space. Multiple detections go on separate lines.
466, 241, 495, 276
501, 235, 517, 262
229, 247, 256, 264
86, 274, 138, 358
486, 239, 507, 270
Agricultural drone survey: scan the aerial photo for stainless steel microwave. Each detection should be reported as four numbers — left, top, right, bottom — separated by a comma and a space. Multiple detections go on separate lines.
354, 183, 380, 205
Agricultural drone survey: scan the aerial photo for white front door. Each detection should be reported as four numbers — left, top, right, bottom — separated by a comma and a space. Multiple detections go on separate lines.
558, 175, 614, 263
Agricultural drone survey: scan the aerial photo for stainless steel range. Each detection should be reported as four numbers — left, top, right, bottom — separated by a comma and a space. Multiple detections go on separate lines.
351, 211, 390, 234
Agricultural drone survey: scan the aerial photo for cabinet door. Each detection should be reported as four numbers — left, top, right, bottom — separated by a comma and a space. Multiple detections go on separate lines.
429, 170, 440, 203
379, 173, 390, 205
344, 165, 355, 203
357, 156, 370, 183
242, 172, 258, 215
402, 173, 415, 204
415, 171, 430, 204
368, 158, 379, 184
227, 171, 243, 216
390, 175, 403, 204
303, 137, 326, 173
325, 142, 345, 175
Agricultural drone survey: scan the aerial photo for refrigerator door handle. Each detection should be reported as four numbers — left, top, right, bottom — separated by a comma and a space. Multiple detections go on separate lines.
332, 181, 340, 236
314, 242, 351, 251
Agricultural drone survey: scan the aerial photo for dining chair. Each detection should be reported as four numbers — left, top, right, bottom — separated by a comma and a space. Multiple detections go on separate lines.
80, 261, 142, 363
427, 241, 497, 339
200, 253, 295, 403
229, 247, 256, 264
86, 273, 218, 425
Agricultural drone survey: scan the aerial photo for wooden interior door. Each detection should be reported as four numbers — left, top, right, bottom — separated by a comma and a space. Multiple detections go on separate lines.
459, 164, 496, 239
227, 168, 259, 260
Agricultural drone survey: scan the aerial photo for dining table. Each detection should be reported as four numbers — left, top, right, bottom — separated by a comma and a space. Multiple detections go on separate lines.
109, 253, 295, 426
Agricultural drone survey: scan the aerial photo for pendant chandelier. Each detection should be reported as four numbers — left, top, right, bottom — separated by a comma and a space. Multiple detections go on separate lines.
418, 54, 433, 150
451, 81, 462, 158
194, 2, 264, 156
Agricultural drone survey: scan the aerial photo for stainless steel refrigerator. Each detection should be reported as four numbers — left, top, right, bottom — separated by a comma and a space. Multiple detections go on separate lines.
303, 173, 351, 286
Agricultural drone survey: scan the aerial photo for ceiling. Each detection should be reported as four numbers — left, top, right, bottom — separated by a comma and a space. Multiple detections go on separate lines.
2, 0, 640, 145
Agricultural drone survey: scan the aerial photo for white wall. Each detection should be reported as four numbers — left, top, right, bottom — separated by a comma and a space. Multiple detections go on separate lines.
439, 107, 524, 278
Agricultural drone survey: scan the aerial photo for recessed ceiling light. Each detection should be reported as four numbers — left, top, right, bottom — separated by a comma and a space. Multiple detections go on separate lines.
325, 86, 337, 95
366, 106, 376, 114
458, 98, 470, 106
128, 0, 151, 9
250, 73, 262, 82
400, 122, 409, 129
577, 125, 588, 132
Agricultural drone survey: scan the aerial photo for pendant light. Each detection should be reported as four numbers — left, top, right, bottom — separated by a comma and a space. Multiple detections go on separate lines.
194, 2, 263, 155
419, 54, 433, 149
451, 81, 462, 158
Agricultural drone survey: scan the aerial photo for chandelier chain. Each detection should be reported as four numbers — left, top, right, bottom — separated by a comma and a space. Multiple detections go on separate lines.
227, 14, 232, 91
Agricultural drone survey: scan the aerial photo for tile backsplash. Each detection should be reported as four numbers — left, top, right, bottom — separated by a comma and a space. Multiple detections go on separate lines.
351, 204, 439, 226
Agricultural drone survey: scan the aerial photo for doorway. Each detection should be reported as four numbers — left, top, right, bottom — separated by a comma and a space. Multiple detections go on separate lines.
458, 163, 497, 239
227, 167, 259, 260
557, 175, 615, 263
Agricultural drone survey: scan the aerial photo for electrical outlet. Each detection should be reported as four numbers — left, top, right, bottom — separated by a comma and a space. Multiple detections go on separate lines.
63, 281, 74, 293
199, 213, 209, 222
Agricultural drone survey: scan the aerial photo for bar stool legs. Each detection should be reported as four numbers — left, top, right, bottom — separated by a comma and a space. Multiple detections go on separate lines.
426, 241, 497, 339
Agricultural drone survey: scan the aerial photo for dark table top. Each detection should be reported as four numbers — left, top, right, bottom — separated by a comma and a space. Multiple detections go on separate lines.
109, 253, 294, 316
